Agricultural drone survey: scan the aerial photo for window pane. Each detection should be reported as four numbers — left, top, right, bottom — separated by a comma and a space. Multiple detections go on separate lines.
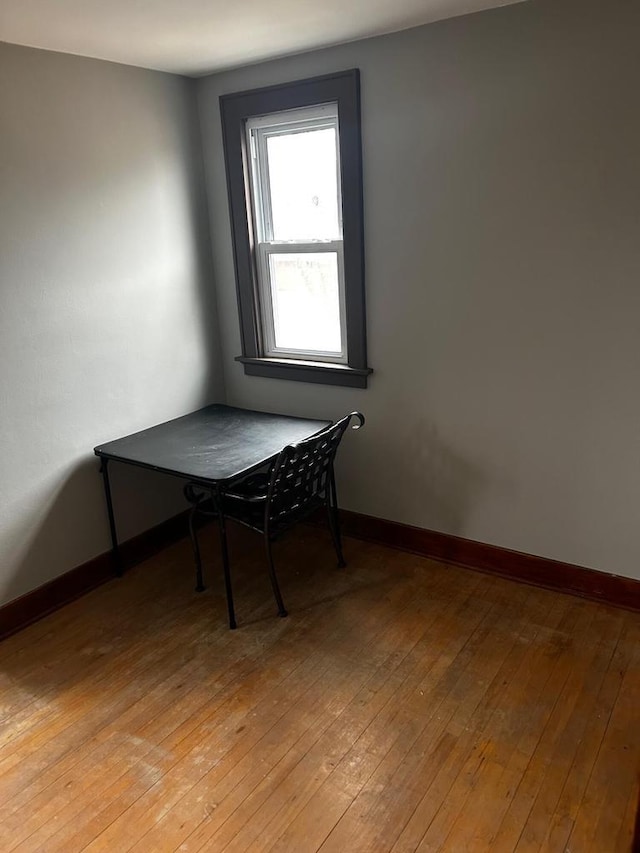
267, 128, 340, 241
268, 252, 342, 354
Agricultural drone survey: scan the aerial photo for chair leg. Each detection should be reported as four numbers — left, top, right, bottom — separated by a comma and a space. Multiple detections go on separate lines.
327, 473, 346, 568
188, 507, 206, 592
264, 537, 288, 618
216, 504, 237, 630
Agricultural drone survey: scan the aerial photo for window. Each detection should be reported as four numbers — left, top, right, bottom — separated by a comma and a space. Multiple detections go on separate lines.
246, 105, 346, 364
220, 70, 371, 388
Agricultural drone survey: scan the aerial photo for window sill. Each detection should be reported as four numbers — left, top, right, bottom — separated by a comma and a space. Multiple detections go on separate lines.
236, 356, 372, 388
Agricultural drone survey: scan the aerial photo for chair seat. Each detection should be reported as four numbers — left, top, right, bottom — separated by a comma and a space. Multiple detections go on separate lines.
226, 474, 324, 535
185, 472, 268, 511
185, 472, 323, 537
229, 472, 270, 499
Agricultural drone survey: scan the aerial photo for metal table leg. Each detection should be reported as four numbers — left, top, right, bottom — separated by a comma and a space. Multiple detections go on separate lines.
328, 467, 346, 568
100, 458, 123, 576
215, 484, 237, 629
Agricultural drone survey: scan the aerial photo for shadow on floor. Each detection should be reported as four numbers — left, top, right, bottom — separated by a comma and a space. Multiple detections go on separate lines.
0, 524, 426, 708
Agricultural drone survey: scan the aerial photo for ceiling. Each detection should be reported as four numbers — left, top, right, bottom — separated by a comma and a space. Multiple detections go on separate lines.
0, 0, 524, 77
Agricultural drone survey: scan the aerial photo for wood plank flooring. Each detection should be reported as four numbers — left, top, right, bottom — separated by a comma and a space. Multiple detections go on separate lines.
0, 524, 638, 852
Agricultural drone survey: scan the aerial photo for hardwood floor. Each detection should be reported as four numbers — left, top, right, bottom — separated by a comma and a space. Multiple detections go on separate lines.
0, 524, 638, 852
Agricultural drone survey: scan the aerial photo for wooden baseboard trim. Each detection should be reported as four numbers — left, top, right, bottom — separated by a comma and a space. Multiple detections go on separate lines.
339, 510, 640, 612
0, 510, 191, 642
4, 505, 638, 642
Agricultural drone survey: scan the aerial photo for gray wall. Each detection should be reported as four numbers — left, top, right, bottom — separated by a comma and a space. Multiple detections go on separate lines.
0, 44, 222, 605
197, 0, 640, 579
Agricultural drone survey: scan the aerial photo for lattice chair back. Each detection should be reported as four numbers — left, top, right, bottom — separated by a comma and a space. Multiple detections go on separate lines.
265, 412, 364, 531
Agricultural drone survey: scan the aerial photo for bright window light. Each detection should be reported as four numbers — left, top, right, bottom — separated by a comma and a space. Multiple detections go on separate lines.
269, 252, 342, 352
267, 128, 340, 241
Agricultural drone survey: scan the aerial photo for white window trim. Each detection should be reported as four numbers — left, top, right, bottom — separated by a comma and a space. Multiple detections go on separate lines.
245, 103, 347, 364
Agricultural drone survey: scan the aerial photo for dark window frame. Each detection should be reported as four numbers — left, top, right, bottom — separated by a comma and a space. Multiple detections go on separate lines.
220, 69, 371, 389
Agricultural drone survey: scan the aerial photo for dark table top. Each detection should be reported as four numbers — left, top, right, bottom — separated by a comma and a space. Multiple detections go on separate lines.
94, 404, 331, 484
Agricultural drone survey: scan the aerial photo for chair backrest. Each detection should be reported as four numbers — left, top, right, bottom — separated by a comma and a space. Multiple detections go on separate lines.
265, 411, 364, 529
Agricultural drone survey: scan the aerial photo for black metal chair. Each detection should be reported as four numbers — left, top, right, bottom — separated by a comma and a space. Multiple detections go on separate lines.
183, 411, 365, 629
